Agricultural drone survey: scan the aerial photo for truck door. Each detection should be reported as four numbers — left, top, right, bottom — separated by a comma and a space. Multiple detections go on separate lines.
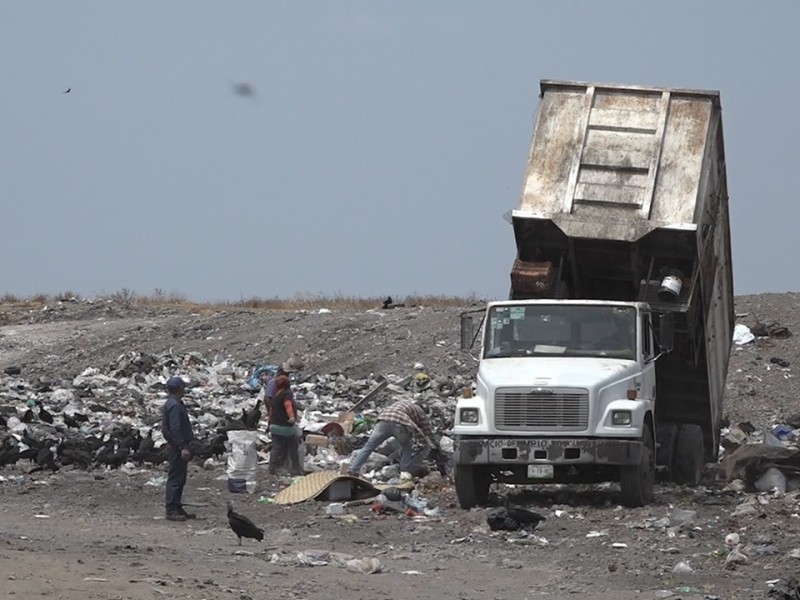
641, 312, 657, 402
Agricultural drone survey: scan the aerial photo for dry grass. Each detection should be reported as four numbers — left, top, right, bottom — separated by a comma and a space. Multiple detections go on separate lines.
0, 290, 482, 312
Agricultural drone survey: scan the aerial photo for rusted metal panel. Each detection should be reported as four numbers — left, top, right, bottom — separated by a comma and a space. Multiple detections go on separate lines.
510, 259, 557, 297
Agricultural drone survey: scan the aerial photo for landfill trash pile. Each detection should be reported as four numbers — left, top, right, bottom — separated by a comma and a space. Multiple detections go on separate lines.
1, 291, 800, 600
0, 348, 467, 479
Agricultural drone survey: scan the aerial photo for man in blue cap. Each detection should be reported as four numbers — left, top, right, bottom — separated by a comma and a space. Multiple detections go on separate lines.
161, 376, 196, 521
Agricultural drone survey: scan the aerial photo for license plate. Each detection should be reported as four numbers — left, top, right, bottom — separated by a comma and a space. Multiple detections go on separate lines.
527, 464, 554, 479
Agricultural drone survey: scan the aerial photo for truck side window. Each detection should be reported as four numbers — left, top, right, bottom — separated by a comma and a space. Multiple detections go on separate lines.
642, 315, 652, 358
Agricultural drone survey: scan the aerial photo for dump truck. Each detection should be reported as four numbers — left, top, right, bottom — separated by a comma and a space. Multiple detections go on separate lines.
454, 80, 734, 508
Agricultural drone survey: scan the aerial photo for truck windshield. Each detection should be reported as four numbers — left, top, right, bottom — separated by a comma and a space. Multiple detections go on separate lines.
483, 304, 636, 359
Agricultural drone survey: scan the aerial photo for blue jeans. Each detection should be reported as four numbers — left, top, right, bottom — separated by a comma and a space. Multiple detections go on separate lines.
348, 421, 413, 475
165, 447, 188, 514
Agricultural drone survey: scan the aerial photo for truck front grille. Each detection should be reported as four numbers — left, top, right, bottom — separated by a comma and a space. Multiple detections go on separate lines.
494, 388, 589, 431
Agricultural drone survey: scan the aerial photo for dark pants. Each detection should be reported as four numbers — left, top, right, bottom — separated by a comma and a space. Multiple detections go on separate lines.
348, 421, 413, 475
165, 447, 188, 514
270, 433, 301, 475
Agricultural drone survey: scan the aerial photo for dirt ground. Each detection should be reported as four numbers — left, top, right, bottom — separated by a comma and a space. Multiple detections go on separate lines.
1, 293, 799, 600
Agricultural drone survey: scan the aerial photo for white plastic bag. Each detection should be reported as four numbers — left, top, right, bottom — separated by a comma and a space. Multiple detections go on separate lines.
733, 324, 755, 345
226, 430, 259, 493
755, 466, 787, 493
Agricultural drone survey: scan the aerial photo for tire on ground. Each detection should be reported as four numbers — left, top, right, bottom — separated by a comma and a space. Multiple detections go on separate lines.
673, 423, 704, 485
619, 425, 655, 507
455, 464, 490, 509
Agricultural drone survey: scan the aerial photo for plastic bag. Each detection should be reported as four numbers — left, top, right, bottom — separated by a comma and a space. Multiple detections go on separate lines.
733, 324, 755, 345
755, 466, 787, 493
226, 430, 259, 493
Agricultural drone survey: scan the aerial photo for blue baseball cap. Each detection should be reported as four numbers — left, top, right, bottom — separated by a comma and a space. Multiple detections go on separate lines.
165, 376, 187, 391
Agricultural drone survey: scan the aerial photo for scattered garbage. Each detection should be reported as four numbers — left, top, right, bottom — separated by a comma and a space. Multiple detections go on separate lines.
733, 324, 755, 345
755, 467, 788, 493
226, 430, 259, 493
724, 532, 740, 548
346, 557, 382, 574
669, 508, 697, 528
0, 348, 461, 489
672, 560, 694, 574
325, 502, 345, 516
767, 577, 800, 599
486, 505, 545, 532
724, 545, 749, 569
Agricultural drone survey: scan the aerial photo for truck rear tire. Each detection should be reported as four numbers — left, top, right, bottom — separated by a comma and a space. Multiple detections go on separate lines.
656, 422, 678, 474
619, 426, 655, 507
455, 465, 490, 509
673, 424, 704, 485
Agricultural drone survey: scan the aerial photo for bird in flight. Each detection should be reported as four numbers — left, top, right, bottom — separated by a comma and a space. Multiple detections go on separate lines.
62, 87, 71, 94
232, 82, 255, 97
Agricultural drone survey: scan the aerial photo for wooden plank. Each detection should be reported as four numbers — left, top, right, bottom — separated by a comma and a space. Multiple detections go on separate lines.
348, 377, 391, 413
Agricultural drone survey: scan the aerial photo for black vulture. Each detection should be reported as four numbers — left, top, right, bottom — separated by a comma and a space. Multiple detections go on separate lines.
227, 502, 264, 545
39, 405, 54, 424
243, 399, 261, 430
486, 499, 545, 531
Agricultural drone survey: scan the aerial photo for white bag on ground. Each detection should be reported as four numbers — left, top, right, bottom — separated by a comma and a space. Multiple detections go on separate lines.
226, 430, 259, 493
755, 466, 787, 493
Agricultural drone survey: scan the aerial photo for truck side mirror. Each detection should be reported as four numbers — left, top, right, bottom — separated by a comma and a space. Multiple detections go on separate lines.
460, 313, 474, 351
658, 312, 675, 353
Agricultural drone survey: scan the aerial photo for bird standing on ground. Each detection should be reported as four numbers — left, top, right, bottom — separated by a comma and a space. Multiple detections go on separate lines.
243, 399, 261, 430
486, 498, 546, 531
227, 501, 264, 545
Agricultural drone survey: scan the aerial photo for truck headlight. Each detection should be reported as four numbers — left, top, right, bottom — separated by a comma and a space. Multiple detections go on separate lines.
611, 410, 632, 426
460, 408, 479, 424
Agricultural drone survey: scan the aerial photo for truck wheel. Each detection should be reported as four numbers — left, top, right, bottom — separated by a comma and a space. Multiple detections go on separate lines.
455, 465, 490, 509
673, 424, 704, 485
619, 426, 655, 507
656, 422, 678, 473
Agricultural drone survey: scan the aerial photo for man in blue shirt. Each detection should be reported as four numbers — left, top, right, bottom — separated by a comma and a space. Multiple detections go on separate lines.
161, 376, 196, 521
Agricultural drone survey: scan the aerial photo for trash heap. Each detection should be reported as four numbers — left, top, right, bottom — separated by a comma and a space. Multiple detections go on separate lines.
0, 350, 465, 481
720, 319, 797, 493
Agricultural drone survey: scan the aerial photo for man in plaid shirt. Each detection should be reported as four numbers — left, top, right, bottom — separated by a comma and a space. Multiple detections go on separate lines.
347, 399, 438, 477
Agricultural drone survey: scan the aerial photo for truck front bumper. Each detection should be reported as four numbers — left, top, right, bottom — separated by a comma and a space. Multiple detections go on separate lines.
455, 436, 643, 467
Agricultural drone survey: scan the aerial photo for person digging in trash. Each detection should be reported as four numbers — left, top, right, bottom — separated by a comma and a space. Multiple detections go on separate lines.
264, 362, 290, 416
268, 374, 303, 476
161, 376, 197, 522
347, 399, 438, 478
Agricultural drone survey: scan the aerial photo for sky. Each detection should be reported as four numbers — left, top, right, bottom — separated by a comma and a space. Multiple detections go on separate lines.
2, 2, 798, 303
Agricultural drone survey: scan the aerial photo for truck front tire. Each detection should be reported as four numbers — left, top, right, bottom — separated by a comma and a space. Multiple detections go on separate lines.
673, 424, 704, 485
455, 465, 490, 509
619, 426, 655, 507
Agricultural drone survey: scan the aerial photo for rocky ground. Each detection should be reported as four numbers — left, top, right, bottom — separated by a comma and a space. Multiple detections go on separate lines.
1, 292, 799, 600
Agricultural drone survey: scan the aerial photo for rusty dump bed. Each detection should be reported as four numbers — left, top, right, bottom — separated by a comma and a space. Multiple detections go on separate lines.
510, 80, 734, 460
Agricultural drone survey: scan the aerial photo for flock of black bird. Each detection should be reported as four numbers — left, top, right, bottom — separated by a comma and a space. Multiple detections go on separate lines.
0, 398, 264, 475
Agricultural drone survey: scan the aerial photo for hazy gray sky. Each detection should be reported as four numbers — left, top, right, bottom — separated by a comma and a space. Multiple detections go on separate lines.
2, 2, 798, 302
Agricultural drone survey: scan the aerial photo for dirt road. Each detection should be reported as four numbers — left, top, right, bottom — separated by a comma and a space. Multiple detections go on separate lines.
1, 464, 791, 600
